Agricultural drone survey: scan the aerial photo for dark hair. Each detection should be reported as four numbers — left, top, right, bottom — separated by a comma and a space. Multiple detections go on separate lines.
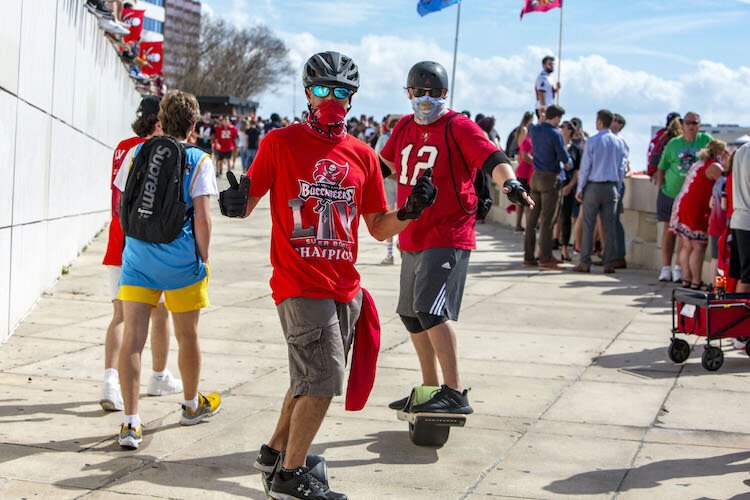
461, 110, 471, 119
131, 113, 159, 138
542, 56, 555, 65
475, 113, 485, 124
158, 90, 200, 139
613, 113, 626, 128
545, 104, 565, 120
597, 109, 614, 128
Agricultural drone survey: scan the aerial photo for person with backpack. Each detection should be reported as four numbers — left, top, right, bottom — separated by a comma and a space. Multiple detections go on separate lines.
379, 61, 532, 416
100, 96, 183, 413
113, 90, 220, 450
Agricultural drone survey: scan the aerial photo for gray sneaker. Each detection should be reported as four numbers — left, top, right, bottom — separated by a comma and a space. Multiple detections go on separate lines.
380, 255, 394, 265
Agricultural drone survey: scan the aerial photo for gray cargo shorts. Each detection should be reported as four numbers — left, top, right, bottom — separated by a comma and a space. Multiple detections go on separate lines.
276, 291, 363, 398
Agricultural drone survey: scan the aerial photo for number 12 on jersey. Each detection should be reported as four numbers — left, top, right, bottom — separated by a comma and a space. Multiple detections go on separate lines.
399, 144, 438, 186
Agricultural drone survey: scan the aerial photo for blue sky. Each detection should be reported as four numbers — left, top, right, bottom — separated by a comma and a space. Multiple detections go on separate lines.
199, 0, 749, 168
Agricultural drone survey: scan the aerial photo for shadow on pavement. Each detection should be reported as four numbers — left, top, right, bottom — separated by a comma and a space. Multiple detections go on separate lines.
0, 399, 104, 420
311, 430, 440, 468
593, 344, 750, 379
543, 451, 750, 495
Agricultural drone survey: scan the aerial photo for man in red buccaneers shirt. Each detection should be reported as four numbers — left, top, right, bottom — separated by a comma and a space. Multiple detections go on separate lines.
100, 96, 182, 412
380, 61, 533, 415
213, 115, 238, 177
218, 51, 435, 500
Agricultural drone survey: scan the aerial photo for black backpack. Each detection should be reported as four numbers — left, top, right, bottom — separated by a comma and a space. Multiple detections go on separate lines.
443, 114, 494, 220
120, 136, 193, 244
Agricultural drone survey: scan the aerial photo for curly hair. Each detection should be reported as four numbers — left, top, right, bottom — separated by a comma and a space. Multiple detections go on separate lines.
131, 113, 159, 138
158, 90, 200, 139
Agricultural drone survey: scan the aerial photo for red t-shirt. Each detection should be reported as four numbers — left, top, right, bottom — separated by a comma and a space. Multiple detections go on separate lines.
516, 135, 534, 180
103, 136, 146, 266
214, 125, 238, 152
380, 111, 498, 252
249, 124, 387, 304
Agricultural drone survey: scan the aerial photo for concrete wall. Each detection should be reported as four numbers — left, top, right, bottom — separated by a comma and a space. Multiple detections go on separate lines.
1, 0, 141, 342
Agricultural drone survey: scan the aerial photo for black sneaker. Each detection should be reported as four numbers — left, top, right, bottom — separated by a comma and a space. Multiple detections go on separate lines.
410, 385, 473, 414
85, 0, 114, 18
388, 395, 409, 410
254, 443, 281, 473
270, 467, 346, 500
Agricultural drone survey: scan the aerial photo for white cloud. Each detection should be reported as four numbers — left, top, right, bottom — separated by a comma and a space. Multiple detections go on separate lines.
251, 32, 749, 170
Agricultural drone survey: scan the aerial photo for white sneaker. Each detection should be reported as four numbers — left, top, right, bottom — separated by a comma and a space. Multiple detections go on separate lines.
100, 380, 124, 411
98, 17, 130, 36
381, 255, 394, 265
672, 266, 683, 283
732, 338, 748, 350
147, 369, 183, 396
659, 266, 672, 282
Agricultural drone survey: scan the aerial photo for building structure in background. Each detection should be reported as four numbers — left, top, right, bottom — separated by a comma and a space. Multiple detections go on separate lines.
138, 0, 165, 43
651, 123, 750, 150
197, 96, 259, 118
163, 0, 201, 88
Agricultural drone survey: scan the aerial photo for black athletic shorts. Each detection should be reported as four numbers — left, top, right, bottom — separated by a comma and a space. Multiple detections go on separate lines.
397, 247, 471, 321
216, 150, 232, 161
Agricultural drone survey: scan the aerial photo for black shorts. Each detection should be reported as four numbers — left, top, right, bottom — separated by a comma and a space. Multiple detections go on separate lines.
216, 151, 232, 161
397, 248, 471, 321
656, 190, 674, 223
730, 228, 750, 284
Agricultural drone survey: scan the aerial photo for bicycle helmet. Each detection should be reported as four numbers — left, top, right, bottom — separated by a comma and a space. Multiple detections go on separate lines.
303, 51, 360, 91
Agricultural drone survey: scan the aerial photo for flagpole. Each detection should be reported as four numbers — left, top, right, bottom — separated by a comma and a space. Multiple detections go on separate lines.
555, 1, 563, 104
449, 2, 461, 109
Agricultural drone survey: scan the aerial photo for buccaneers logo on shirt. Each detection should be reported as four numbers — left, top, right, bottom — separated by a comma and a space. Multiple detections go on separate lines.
290, 159, 357, 261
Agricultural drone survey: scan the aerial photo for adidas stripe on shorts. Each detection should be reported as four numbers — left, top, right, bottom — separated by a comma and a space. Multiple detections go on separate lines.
396, 247, 471, 321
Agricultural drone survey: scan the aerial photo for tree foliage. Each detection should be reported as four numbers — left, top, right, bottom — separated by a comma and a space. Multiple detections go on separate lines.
175, 17, 291, 99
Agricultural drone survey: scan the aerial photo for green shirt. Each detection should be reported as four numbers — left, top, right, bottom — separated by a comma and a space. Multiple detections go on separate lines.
658, 132, 713, 199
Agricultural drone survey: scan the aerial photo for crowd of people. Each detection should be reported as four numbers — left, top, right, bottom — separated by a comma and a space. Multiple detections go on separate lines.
95, 41, 750, 499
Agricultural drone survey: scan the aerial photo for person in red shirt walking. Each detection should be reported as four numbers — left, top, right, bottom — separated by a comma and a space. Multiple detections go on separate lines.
219, 51, 434, 500
100, 96, 182, 411
379, 61, 533, 415
213, 116, 238, 177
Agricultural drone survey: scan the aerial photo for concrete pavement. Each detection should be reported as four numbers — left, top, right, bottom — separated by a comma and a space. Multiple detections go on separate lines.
2, 190, 750, 499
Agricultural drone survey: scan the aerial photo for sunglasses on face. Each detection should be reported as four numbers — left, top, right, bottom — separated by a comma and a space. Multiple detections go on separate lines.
684, 120, 700, 126
309, 85, 352, 99
411, 88, 444, 98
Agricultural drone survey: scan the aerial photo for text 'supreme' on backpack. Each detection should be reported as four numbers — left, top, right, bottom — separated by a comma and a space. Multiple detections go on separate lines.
120, 136, 191, 244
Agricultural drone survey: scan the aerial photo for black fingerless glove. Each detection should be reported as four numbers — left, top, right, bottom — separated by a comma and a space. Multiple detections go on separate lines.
397, 169, 437, 220
219, 171, 251, 218
504, 179, 530, 207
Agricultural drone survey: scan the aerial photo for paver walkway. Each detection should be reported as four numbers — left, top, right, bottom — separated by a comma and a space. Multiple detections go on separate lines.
2, 191, 750, 499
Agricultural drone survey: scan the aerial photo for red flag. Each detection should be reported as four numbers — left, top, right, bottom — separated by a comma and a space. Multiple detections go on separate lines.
520, 0, 562, 19
139, 41, 163, 76
121, 8, 145, 43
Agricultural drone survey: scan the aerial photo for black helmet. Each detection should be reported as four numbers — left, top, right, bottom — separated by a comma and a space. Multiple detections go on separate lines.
407, 61, 449, 90
303, 51, 359, 91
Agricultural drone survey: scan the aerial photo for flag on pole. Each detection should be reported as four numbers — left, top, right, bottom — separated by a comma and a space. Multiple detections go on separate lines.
417, 0, 461, 17
139, 41, 163, 75
121, 8, 145, 43
520, 0, 562, 19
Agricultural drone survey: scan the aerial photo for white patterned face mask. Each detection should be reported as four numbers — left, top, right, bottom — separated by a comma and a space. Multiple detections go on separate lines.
411, 96, 448, 125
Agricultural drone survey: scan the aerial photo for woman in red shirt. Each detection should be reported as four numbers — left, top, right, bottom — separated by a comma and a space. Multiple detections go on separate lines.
514, 112, 534, 232
670, 140, 728, 289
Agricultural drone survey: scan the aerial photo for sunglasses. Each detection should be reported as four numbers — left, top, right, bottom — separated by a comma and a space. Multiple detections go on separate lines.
411, 88, 444, 98
310, 85, 352, 99
684, 120, 700, 126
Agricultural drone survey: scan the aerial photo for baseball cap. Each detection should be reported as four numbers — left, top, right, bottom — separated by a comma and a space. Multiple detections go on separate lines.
570, 117, 583, 130
138, 95, 161, 116
666, 112, 681, 127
